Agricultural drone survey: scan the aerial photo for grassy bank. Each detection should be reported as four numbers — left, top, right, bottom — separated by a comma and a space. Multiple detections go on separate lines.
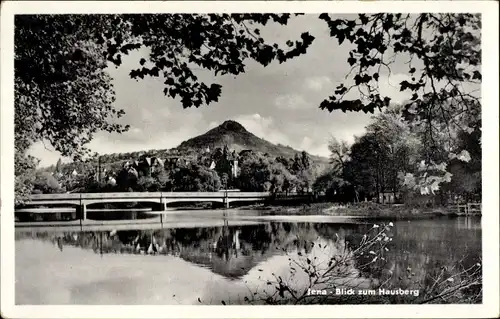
240, 202, 464, 220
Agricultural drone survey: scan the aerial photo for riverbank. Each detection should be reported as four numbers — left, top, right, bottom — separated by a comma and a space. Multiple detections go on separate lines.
238, 202, 470, 220
16, 200, 478, 223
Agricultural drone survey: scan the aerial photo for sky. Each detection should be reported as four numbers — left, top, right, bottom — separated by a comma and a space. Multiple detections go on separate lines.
29, 14, 417, 167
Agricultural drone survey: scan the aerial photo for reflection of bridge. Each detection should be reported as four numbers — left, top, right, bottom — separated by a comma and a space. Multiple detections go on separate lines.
22, 192, 305, 220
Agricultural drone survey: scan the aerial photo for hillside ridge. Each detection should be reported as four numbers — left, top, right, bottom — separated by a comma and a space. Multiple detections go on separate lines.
176, 120, 327, 162
45, 120, 329, 170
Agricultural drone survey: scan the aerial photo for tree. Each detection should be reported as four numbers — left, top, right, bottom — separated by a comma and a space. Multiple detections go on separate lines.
345, 134, 388, 201
236, 153, 271, 191
152, 165, 171, 190
136, 176, 160, 192
328, 137, 350, 175
32, 172, 65, 194
316, 14, 480, 192
172, 164, 221, 192
14, 15, 128, 202
291, 153, 303, 174
55, 158, 63, 173
268, 162, 296, 194
236, 152, 295, 193
15, 15, 129, 158
276, 156, 290, 170
116, 166, 139, 191
300, 151, 311, 171
313, 170, 341, 197
365, 105, 422, 196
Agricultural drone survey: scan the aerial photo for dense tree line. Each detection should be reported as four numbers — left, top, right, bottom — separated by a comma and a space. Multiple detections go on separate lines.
314, 102, 481, 204
31, 146, 321, 196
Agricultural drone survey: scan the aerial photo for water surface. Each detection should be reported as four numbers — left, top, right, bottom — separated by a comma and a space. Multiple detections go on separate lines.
15, 210, 482, 305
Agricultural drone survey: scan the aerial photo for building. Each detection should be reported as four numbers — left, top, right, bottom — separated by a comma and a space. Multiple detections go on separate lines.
378, 190, 401, 204
230, 160, 239, 178
209, 160, 216, 170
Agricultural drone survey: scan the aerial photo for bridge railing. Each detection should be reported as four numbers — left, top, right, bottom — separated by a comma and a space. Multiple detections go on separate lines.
27, 191, 274, 202
467, 203, 482, 214
164, 192, 229, 198
29, 193, 82, 200
448, 202, 482, 216
227, 192, 270, 197
81, 192, 163, 199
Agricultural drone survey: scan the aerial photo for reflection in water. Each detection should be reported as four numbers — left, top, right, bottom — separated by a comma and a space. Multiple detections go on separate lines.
15, 216, 481, 304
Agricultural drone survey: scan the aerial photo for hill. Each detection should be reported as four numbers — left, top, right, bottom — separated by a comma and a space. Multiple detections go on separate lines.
42, 120, 330, 173
176, 120, 329, 164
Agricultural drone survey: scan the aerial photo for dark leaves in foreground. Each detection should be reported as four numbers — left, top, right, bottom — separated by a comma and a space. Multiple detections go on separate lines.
317, 13, 480, 115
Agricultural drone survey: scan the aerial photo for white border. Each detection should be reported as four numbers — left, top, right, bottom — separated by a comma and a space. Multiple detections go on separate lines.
1, 1, 498, 318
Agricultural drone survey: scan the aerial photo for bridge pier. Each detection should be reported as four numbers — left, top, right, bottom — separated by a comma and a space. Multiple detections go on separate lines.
78, 204, 87, 221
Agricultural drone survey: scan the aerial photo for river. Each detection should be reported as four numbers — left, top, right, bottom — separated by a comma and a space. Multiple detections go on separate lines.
15, 210, 482, 305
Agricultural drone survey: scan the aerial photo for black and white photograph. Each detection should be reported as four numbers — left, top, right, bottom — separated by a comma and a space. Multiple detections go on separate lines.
1, 1, 498, 318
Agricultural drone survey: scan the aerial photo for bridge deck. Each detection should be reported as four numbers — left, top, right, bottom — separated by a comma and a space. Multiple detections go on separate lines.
28, 191, 273, 200
23, 192, 308, 206
19, 192, 310, 222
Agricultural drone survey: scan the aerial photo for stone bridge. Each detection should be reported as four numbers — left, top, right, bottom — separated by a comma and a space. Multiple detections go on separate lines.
22, 191, 303, 220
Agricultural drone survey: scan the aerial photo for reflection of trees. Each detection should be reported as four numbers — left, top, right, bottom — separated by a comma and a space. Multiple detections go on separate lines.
17, 222, 329, 279
16, 218, 481, 297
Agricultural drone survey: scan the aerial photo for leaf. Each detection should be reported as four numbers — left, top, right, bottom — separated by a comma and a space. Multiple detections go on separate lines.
358, 14, 369, 25
472, 70, 481, 80
319, 13, 330, 21
337, 33, 346, 45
